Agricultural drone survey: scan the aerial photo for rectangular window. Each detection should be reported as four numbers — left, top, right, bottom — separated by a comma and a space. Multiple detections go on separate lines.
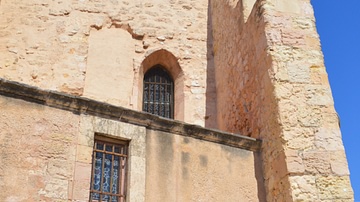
90, 136, 129, 202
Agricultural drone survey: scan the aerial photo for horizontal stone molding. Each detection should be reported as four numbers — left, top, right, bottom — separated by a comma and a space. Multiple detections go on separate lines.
0, 78, 261, 151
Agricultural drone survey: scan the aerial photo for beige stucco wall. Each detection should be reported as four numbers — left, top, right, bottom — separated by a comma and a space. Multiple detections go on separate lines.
0, 94, 261, 201
0, 95, 79, 201
0, 95, 147, 201
145, 129, 264, 202
0, 0, 214, 126
83, 28, 135, 107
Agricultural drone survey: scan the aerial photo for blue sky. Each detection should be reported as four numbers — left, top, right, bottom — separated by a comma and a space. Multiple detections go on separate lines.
312, 0, 360, 200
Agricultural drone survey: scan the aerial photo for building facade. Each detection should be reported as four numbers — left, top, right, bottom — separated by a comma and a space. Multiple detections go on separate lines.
0, 0, 354, 201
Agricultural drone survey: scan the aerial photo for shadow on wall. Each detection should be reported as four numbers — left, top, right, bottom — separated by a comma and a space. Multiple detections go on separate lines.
205, 2, 217, 129
207, 0, 287, 201
206, 0, 255, 129
206, 0, 249, 130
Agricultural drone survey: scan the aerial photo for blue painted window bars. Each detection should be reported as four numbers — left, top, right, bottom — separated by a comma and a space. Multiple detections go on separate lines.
90, 137, 128, 202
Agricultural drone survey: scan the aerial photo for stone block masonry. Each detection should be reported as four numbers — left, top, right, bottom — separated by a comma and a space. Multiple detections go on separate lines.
0, 0, 214, 126
210, 0, 353, 201
0, 0, 354, 201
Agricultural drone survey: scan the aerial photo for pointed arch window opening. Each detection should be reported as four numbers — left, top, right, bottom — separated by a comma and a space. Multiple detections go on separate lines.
143, 65, 174, 119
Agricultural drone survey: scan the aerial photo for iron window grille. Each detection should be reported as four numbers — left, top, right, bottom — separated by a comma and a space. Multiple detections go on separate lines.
89, 136, 129, 202
143, 65, 174, 118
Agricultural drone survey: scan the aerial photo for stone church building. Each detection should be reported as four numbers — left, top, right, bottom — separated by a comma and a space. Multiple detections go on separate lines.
0, 0, 354, 201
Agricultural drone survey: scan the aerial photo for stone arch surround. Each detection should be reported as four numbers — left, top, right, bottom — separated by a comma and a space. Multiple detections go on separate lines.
139, 49, 185, 121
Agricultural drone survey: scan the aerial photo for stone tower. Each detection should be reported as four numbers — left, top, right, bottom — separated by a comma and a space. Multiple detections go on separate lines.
0, 0, 353, 201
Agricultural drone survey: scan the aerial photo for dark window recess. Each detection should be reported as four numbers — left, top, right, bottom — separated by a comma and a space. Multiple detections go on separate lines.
143, 65, 174, 118
89, 137, 129, 202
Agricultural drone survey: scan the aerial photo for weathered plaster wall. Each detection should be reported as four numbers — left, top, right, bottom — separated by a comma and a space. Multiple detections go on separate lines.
0, 96, 79, 201
145, 129, 264, 202
0, 0, 213, 126
0, 93, 261, 201
83, 28, 135, 106
210, 0, 353, 201
0, 95, 147, 201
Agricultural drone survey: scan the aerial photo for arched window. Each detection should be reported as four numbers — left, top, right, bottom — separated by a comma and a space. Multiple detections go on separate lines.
143, 65, 174, 118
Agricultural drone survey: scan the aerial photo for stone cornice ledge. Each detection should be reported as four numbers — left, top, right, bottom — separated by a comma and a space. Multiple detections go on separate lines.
0, 78, 261, 151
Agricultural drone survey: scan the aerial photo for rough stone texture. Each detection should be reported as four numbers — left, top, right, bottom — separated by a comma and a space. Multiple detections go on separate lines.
210, 0, 353, 201
0, 0, 214, 127
0, 0, 354, 201
0, 96, 78, 201
76, 115, 147, 202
